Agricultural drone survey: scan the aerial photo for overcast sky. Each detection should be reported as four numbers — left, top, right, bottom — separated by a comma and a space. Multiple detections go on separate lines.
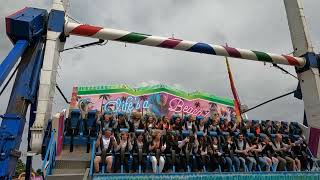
0, 0, 320, 167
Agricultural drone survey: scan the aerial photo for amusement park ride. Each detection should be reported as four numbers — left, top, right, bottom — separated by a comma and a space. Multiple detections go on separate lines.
0, 0, 320, 179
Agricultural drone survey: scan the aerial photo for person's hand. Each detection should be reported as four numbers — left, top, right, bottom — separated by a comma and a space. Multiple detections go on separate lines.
185, 137, 190, 143
162, 143, 167, 151
163, 143, 166, 148
98, 132, 102, 139
111, 136, 115, 141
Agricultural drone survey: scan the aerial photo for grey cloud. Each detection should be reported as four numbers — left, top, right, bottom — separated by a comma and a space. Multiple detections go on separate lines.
0, 1, 319, 169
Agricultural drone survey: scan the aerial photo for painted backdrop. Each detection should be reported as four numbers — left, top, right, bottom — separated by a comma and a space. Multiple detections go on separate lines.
69, 84, 235, 119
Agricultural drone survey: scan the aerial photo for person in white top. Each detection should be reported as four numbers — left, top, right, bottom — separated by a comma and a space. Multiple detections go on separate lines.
94, 129, 117, 173
272, 134, 296, 171
149, 131, 166, 173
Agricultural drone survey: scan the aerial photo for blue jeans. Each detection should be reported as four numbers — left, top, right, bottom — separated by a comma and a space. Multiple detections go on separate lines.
239, 157, 247, 171
246, 157, 257, 171
258, 157, 270, 171
225, 156, 240, 172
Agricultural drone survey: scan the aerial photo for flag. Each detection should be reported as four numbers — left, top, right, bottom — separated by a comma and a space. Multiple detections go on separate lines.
225, 57, 242, 123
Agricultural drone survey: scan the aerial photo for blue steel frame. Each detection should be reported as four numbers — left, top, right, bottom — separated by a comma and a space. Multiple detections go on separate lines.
0, 40, 28, 87
0, 40, 45, 179
42, 131, 56, 177
0, 7, 48, 179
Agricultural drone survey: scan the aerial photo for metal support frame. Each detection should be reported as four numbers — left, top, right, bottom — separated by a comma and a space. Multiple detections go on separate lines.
30, 0, 68, 153
0, 7, 47, 179
284, 0, 320, 157
0, 40, 28, 87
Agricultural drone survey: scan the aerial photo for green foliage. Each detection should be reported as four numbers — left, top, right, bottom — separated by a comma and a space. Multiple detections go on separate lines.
14, 159, 26, 178
13, 159, 43, 178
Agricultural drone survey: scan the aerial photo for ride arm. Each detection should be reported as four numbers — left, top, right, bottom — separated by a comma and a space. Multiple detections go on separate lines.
64, 22, 305, 67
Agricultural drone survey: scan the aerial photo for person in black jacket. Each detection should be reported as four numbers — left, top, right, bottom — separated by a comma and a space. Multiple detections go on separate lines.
130, 112, 145, 132
235, 133, 257, 171
260, 136, 279, 171
171, 115, 183, 132
98, 111, 116, 131
131, 130, 148, 173
114, 112, 132, 132
208, 136, 225, 172
178, 134, 199, 172
114, 130, 132, 173
223, 136, 240, 172
163, 131, 181, 172
196, 135, 209, 172
290, 137, 313, 171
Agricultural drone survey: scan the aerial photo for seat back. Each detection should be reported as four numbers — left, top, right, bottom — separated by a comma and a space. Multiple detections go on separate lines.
209, 131, 218, 137
87, 110, 97, 129
70, 109, 81, 129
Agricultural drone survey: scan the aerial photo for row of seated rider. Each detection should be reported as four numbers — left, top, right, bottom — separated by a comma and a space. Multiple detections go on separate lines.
93, 125, 312, 174
64, 108, 302, 141
96, 111, 302, 138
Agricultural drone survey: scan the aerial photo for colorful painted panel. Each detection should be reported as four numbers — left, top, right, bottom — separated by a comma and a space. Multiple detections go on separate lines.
70, 84, 235, 119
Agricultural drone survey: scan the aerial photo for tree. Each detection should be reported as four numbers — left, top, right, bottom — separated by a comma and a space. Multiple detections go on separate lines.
14, 159, 26, 178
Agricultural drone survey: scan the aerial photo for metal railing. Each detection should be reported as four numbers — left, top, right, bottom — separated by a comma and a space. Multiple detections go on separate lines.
42, 131, 56, 177
89, 140, 96, 176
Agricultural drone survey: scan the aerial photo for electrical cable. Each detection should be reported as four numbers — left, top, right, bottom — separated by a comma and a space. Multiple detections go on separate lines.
0, 62, 20, 97
55, 84, 70, 104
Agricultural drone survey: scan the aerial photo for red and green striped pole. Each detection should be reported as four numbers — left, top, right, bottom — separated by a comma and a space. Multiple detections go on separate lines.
65, 22, 305, 67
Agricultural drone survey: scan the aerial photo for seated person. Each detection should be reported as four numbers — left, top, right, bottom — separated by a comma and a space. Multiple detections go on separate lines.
163, 130, 182, 172
131, 130, 148, 173
272, 134, 295, 171
183, 115, 197, 133
251, 137, 272, 171
235, 133, 257, 171
114, 112, 132, 132
149, 130, 166, 173
170, 115, 183, 132
252, 123, 261, 136
94, 129, 117, 173
261, 136, 279, 171
196, 117, 208, 136
207, 115, 221, 133
130, 112, 145, 131
114, 130, 133, 173
196, 135, 209, 172
98, 110, 116, 131
178, 134, 199, 172
225, 120, 238, 136
145, 114, 157, 132
156, 116, 171, 131
291, 136, 313, 171
280, 121, 290, 135
208, 136, 225, 172
222, 136, 240, 172
261, 120, 274, 135
273, 121, 282, 134
287, 137, 302, 171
